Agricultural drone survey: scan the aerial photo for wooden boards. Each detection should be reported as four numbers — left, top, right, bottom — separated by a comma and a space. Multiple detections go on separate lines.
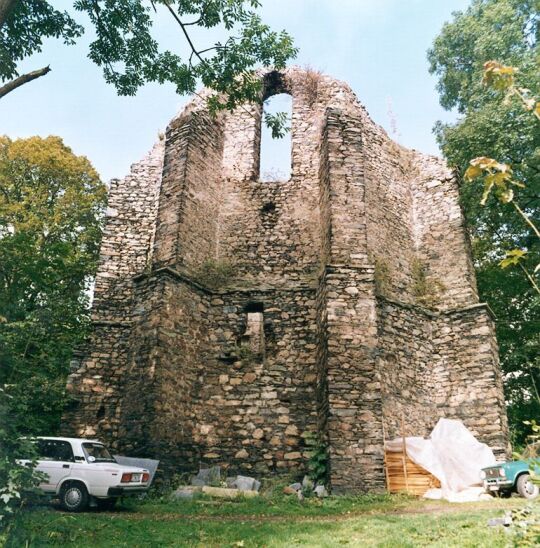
385, 450, 441, 496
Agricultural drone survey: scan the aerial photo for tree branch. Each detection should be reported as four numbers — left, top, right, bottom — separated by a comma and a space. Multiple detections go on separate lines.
162, 0, 205, 65
0, 0, 19, 29
89, 0, 119, 80
0, 66, 51, 100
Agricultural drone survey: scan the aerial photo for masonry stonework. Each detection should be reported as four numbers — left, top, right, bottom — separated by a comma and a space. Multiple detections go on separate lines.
62, 68, 509, 493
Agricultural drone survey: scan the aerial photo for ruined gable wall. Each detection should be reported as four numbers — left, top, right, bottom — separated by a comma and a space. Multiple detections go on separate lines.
217, 72, 328, 286
63, 67, 509, 489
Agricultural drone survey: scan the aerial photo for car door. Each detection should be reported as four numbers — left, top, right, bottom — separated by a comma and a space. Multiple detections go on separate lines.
35, 439, 74, 493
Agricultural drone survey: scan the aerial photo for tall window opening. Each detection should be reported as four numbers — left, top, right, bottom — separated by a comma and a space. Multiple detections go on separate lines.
239, 302, 265, 359
259, 93, 292, 182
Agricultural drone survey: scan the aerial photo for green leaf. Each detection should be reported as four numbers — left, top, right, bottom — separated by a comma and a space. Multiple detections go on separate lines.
499, 249, 528, 269
263, 111, 290, 139
499, 188, 514, 203
464, 164, 482, 181
480, 178, 495, 206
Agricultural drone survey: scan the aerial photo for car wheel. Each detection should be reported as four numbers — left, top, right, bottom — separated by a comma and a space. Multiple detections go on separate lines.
96, 498, 117, 511
498, 489, 512, 498
60, 482, 89, 512
516, 474, 539, 499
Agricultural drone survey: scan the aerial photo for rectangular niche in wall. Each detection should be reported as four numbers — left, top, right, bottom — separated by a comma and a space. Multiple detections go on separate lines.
241, 302, 265, 359
260, 93, 292, 183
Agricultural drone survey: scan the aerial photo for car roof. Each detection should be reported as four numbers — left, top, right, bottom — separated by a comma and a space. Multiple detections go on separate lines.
35, 436, 103, 444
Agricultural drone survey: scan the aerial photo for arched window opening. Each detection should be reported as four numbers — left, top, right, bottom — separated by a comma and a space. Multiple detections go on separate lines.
259, 93, 292, 182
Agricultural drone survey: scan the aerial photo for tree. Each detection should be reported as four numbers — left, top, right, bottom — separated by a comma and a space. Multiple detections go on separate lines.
0, 0, 297, 124
0, 0, 83, 97
0, 387, 44, 543
428, 0, 539, 445
0, 136, 106, 434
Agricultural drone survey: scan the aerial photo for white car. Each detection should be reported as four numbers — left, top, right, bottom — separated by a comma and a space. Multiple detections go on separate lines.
22, 437, 151, 511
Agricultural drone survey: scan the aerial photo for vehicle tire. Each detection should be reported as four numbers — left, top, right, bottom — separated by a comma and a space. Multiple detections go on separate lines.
498, 489, 512, 498
60, 482, 89, 512
96, 498, 117, 511
516, 474, 539, 499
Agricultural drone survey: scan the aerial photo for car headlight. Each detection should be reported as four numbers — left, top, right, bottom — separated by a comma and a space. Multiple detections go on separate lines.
499, 468, 506, 477
480, 470, 486, 480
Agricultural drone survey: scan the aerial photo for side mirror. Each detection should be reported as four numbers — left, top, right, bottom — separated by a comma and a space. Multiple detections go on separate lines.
87, 456, 96, 463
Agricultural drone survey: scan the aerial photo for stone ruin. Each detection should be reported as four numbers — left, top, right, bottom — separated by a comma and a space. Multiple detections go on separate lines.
62, 67, 509, 493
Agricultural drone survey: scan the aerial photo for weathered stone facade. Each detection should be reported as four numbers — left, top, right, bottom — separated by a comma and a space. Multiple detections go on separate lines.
62, 68, 509, 493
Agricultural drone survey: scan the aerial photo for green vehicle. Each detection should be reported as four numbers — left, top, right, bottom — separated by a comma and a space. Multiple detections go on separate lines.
481, 444, 540, 499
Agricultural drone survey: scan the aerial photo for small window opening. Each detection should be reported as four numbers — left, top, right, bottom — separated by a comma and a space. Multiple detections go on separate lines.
260, 93, 292, 182
260, 201, 278, 229
261, 202, 276, 214
239, 302, 265, 359
96, 404, 105, 420
245, 302, 264, 313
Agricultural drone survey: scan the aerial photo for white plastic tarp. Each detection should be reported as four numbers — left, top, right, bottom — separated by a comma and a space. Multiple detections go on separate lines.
386, 418, 497, 501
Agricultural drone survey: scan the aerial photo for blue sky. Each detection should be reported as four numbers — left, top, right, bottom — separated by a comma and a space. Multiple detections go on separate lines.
0, 0, 471, 181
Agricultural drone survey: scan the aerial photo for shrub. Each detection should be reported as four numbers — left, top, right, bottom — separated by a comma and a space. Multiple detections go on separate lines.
195, 259, 237, 289
0, 387, 44, 545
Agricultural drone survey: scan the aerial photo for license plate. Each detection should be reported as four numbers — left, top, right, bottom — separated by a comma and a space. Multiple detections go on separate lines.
488, 485, 499, 491
131, 473, 141, 482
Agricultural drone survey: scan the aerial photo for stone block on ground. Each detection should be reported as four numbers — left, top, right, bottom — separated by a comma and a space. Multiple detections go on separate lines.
171, 486, 202, 500
283, 482, 302, 495
233, 475, 261, 492
191, 465, 221, 486
314, 485, 328, 498
201, 486, 259, 499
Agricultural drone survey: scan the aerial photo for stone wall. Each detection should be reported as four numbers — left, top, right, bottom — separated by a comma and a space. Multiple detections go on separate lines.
152, 110, 224, 270
324, 265, 385, 493
121, 271, 214, 465
410, 154, 479, 309
434, 305, 508, 457
62, 67, 509, 493
217, 176, 321, 286
377, 299, 437, 440
63, 139, 164, 441
108, 271, 320, 476
92, 139, 164, 320
194, 286, 319, 475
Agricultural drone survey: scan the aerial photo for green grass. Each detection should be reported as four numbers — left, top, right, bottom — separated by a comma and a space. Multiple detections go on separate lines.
125, 492, 416, 517
7, 493, 528, 547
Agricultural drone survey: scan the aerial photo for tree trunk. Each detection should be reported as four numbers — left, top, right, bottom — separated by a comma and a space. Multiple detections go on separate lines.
0, 66, 51, 99
0, 0, 19, 29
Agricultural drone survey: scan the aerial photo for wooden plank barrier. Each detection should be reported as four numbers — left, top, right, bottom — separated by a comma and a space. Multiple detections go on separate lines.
384, 450, 441, 496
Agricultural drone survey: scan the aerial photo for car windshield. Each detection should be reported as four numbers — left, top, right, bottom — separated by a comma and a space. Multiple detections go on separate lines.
82, 442, 116, 463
